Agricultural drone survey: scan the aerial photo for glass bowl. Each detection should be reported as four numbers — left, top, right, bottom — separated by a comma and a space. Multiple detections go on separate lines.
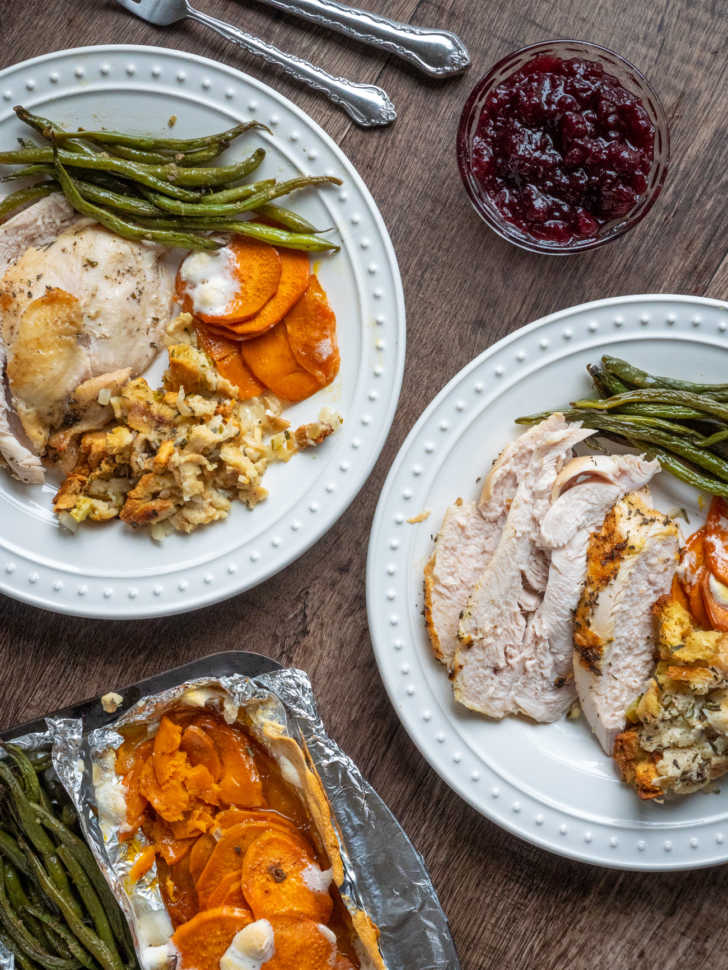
456, 39, 670, 254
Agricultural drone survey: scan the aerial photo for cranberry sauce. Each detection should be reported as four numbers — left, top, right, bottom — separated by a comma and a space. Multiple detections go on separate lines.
470, 55, 655, 245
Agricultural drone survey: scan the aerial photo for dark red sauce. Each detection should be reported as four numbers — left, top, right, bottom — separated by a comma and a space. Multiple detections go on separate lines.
470, 55, 655, 245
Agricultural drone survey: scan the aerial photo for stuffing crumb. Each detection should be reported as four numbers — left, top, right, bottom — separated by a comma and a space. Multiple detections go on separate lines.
168, 115, 177, 128
101, 692, 123, 714
53, 314, 341, 539
566, 701, 581, 720
407, 509, 431, 525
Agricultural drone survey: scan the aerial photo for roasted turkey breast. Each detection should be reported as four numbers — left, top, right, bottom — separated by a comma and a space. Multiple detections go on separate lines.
452, 415, 594, 717
0, 195, 80, 483
574, 491, 679, 753
424, 415, 579, 668
0, 196, 173, 478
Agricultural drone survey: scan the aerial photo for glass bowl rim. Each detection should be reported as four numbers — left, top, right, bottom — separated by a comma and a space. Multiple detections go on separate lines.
456, 38, 671, 255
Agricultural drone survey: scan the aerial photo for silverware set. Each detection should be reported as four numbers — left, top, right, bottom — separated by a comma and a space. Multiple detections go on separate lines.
113, 0, 470, 126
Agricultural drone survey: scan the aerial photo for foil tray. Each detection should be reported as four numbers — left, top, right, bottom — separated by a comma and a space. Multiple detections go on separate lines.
0, 651, 461, 970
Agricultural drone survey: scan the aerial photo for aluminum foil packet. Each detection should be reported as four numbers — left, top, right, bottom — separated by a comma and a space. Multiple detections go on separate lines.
42, 668, 460, 970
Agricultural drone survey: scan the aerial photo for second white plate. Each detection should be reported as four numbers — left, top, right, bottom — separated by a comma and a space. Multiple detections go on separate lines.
367, 294, 728, 871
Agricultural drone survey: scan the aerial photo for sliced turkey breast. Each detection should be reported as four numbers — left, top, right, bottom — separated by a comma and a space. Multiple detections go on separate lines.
452, 415, 594, 717
574, 491, 679, 753
424, 415, 575, 668
513, 455, 660, 722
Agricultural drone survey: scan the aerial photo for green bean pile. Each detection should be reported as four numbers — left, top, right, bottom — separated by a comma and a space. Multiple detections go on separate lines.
516, 355, 728, 498
0, 744, 136, 970
0, 107, 341, 253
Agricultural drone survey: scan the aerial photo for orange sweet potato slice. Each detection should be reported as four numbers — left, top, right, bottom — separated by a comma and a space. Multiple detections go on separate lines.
176, 237, 282, 324
191, 716, 264, 808
169, 805, 217, 840
147, 818, 196, 865
225, 249, 310, 338
120, 739, 153, 836
196, 821, 279, 909
214, 808, 299, 834
241, 830, 333, 923
284, 275, 339, 386
261, 916, 338, 970
241, 322, 321, 403
129, 845, 156, 884
205, 870, 247, 910
171, 906, 253, 970
180, 724, 222, 781
139, 754, 190, 823
159, 854, 199, 929
188, 833, 216, 883
196, 326, 266, 400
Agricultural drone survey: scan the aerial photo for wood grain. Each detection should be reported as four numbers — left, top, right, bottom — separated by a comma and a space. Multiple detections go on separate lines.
2, 1, 728, 967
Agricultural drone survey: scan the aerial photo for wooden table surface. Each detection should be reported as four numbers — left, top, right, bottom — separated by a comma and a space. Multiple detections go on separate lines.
2, 1, 728, 967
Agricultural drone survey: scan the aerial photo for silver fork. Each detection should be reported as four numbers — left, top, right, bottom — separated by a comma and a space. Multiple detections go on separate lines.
113, 0, 397, 127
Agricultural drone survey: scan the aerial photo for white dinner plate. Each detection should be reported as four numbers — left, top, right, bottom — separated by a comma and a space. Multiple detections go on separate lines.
0, 46, 405, 618
367, 295, 728, 871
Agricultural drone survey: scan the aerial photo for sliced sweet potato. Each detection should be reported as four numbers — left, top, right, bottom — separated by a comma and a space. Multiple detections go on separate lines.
241, 322, 321, 403
196, 327, 266, 400
241, 830, 332, 922
169, 804, 217, 840
284, 275, 339, 386
176, 237, 282, 324
225, 249, 310, 338
206, 870, 247, 910
139, 753, 190, 823
120, 739, 153, 836
128, 845, 156, 884
188, 832, 217, 884
180, 724, 223, 781
196, 821, 278, 909
171, 906, 253, 970
214, 808, 299, 834
159, 854, 199, 928
262, 916, 337, 970
191, 715, 264, 808
147, 818, 196, 865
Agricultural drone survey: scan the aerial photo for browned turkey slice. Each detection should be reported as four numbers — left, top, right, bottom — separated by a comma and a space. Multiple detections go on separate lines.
574, 491, 679, 753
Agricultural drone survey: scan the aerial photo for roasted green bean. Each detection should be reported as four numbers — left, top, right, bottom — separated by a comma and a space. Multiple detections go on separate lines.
197, 178, 275, 205
20, 842, 122, 970
137, 216, 337, 252
4, 747, 42, 805
57, 845, 120, 966
14, 107, 97, 157
49, 120, 266, 151
602, 355, 728, 394
54, 155, 220, 251
0, 832, 30, 877
256, 203, 320, 234
0, 859, 79, 970
572, 388, 728, 423
0, 183, 56, 222
0, 147, 204, 200
0, 927, 39, 970
74, 179, 160, 218
236, 175, 342, 214
0, 763, 79, 915
30, 802, 132, 958
24, 906, 95, 970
